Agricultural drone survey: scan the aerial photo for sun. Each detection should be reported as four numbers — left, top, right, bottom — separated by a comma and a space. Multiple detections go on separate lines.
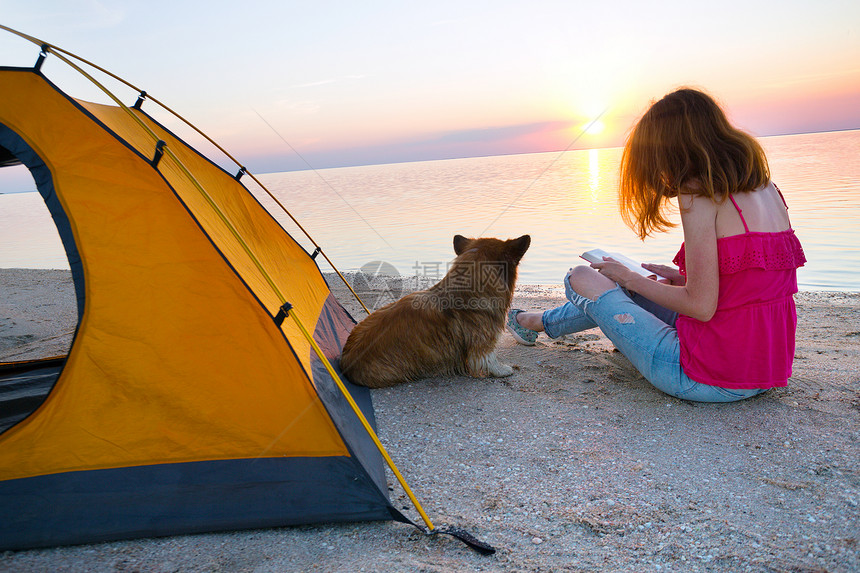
584, 118, 605, 135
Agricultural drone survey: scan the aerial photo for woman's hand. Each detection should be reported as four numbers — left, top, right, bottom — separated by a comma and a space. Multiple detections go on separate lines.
590, 257, 642, 290
641, 263, 686, 286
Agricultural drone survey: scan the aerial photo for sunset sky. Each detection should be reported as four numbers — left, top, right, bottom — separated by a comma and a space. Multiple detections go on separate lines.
1, 1, 859, 175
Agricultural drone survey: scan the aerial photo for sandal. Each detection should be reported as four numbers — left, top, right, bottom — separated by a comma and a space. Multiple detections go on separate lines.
506, 308, 538, 346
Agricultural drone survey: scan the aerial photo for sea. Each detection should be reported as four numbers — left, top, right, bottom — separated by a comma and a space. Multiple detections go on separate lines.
1, 129, 858, 292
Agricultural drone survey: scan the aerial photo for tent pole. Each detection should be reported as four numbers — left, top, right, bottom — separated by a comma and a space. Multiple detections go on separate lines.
0, 23, 372, 317
9, 41, 291, 308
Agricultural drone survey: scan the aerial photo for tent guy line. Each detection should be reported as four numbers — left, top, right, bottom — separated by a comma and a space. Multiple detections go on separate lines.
478, 108, 609, 238
254, 109, 396, 252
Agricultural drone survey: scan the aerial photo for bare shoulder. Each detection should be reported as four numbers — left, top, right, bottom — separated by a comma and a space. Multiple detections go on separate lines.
678, 192, 718, 219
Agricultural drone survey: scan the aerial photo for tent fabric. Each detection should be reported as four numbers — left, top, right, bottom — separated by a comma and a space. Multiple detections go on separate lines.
0, 67, 397, 550
0, 457, 393, 550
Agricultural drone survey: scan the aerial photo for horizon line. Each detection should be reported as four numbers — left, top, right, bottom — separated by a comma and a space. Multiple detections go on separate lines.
250, 125, 860, 176
1, 126, 857, 194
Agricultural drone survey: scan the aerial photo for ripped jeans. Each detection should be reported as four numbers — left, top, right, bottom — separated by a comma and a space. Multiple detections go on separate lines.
541, 271, 766, 403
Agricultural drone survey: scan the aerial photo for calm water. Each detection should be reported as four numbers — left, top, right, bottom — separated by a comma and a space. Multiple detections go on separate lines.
1, 130, 859, 291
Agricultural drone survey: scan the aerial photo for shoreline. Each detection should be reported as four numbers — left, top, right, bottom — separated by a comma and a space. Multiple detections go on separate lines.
1, 268, 858, 572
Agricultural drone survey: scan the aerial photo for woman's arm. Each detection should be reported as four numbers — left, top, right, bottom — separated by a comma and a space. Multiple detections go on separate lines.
591, 194, 720, 321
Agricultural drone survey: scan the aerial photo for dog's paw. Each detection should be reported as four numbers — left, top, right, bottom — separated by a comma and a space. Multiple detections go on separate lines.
489, 362, 514, 378
471, 351, 514, 378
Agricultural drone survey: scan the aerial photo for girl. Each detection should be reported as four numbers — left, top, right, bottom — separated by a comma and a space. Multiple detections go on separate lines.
507, 88, 806, 402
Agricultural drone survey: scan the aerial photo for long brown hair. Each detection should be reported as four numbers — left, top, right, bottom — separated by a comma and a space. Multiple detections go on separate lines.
619, 88, 770, 239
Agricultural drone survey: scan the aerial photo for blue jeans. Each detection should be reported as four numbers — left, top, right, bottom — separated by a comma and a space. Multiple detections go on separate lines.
541, 271, 766, 403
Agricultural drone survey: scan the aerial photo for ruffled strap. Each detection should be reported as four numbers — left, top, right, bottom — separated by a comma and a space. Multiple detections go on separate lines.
718, 230, 806, 274
674, 230, 806, 275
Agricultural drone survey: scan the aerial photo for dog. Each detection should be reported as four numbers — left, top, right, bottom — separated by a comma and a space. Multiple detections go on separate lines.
340, 234, 530, 388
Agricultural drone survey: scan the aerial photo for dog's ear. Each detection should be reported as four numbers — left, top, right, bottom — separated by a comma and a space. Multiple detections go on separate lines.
453, 235, 472, 255
508, 234, 531, 261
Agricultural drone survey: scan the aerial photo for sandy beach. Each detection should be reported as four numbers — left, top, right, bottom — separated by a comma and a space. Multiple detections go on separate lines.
1, 268, 858, 572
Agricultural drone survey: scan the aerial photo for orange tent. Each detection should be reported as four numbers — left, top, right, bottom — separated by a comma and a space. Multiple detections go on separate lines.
0, 44, 397, 551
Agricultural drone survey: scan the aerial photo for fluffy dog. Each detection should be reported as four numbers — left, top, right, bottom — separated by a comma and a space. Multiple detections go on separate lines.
340, 234, 530, 388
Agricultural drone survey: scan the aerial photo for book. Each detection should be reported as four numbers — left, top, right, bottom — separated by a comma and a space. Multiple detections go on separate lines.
580, 248, 657, 279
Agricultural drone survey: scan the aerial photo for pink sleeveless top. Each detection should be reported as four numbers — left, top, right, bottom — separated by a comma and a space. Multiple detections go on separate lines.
672, 187, 806, 389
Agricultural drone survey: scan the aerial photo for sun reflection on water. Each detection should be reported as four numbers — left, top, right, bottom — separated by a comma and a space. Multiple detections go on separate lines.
588, 148, 601, 201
